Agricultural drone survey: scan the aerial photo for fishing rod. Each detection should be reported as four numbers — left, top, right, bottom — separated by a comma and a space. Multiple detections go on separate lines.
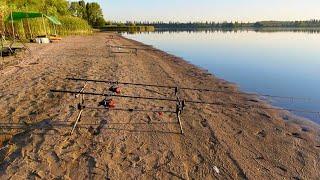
66, 77, 320, 103
66, 77, 176, 89
116, 44, 153, 48
50, 89, 320, 115
51, 89, 178, 102
110, 51, 133, 54
107, 45, 160, 52
106, 42, 152, 48
51, 88, 186, 134
79, 106, 176, 114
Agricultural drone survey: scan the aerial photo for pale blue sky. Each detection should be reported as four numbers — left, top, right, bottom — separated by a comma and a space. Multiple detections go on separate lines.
77, 0, 320, 22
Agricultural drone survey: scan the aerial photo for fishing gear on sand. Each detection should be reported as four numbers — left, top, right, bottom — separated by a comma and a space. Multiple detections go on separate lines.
66, 77, 320, 103
98, 98, 116, 108
109, 85, 121, 94
51, 82, 186, 135
49, 77, 320, 136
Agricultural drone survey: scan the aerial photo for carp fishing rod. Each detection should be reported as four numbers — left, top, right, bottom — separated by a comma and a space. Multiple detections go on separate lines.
66, 77, 320, 103
110, 51, 133, 54
106, 43, 152, 48
51, 85, 186, 134
118, 44, 153, 48
51, 89, 188, 103
50, 89, 320, 115
83, 106, 175, 113
107, 45, 161, 52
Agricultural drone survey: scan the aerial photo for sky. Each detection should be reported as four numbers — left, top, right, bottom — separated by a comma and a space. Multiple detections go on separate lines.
79, 0, 320, 22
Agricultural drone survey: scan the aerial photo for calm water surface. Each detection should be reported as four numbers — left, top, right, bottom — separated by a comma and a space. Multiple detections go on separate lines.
124, 31, 320, 124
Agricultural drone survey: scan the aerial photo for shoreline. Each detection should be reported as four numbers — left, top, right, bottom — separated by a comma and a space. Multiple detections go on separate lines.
0, 32, 319, 179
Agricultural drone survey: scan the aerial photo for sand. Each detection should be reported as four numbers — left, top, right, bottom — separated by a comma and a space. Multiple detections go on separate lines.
0, 32, 319, 179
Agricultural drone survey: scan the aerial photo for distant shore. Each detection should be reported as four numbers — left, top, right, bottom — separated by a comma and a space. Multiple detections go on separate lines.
99, 26, 320, 34
154, 27, 320, 32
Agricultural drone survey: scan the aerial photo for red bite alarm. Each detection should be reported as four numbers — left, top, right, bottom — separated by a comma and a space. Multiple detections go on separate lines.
108, 99, 116, 108
109, 86, 121, 94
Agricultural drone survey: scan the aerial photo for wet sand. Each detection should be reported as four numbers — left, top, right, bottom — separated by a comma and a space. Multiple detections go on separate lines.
0, 32, 319, 179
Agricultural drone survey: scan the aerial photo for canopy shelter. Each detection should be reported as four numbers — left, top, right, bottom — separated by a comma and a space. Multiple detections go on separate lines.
7, 11, 62, 39
8, 12, 61, 25
1, 11, 61, 56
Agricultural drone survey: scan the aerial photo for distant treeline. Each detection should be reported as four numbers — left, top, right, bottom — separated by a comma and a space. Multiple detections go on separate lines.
102, 21, 155, 32
131, 20, 320, 29
149, 28, 320, 34
102, 25, 155, 33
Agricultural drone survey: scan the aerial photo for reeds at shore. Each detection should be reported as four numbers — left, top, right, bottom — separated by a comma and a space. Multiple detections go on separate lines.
1, 16, 92, 39
0, 3, 92, 39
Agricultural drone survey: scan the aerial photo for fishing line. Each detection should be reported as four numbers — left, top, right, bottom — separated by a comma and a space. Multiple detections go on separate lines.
50, 89, 320, 115
66, 77, 320, 103
81, 106, 176, 114
107, 45, 160, 52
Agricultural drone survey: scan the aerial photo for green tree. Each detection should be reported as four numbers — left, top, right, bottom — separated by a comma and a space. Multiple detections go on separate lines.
7, 0, 69, 15
85, 2, 105, 27
69, 0, 86, 18
42, 0, 69, 16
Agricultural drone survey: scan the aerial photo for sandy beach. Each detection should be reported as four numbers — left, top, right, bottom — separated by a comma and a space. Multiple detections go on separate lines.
0, 32, 319, 179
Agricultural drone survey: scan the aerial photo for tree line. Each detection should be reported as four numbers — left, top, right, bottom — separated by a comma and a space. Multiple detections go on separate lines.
131, 20, 320, 29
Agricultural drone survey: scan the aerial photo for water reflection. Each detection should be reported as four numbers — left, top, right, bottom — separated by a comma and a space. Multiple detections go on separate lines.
125, 28, 320, 34
124, 31, 320, 124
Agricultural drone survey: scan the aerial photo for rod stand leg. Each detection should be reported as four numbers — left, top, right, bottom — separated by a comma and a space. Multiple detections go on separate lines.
71, 109, 83, 135
177, 113, 184, 134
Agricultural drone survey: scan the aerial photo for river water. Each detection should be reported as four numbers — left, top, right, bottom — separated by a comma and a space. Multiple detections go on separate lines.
124, 30, 320, 124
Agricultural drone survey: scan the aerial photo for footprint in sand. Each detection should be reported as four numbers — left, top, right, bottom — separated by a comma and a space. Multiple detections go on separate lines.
292, 176, 303, 180
128, 153, 141, 167
275, 165, 287, 175
158, 150, 174, 166
193, 153, 204, 164
49, 151, 60, 163
257, 130, 266, 138
200, 119, 208, 128
258, 112, 271, 119
289, 132, 303, 140
119, 145, 126, 154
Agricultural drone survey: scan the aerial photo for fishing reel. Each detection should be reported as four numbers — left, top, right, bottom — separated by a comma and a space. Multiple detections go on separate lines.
174, 86, 185, 115
109, 85, 121, 94
98, 98, 116, 108
77, 103, 85, 110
